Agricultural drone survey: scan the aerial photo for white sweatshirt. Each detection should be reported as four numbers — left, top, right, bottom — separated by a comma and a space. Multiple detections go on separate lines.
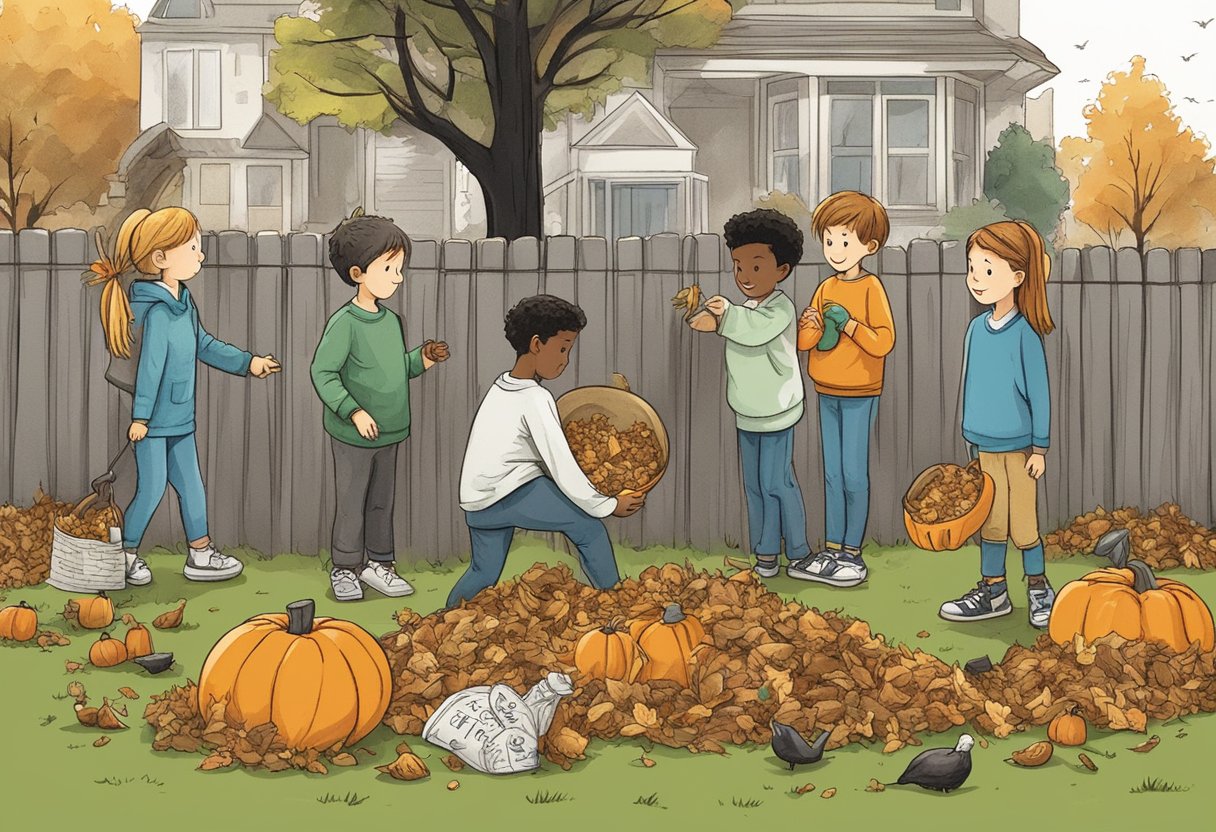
459, 373, 619, 517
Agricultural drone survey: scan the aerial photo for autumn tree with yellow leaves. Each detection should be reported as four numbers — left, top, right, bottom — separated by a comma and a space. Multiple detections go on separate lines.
0, 1, 140, 230
1059, 56, 1216, 254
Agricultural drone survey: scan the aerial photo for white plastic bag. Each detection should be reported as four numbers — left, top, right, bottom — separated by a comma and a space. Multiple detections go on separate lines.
423, 672, 573, 774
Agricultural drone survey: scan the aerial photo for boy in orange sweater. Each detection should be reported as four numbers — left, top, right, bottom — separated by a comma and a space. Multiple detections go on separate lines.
789, 191, 896, 587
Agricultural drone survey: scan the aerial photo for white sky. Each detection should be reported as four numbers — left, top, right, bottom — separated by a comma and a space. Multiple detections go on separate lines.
115, 0, 1216, 148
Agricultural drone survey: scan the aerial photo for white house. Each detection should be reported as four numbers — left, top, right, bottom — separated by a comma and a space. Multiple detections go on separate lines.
114, 0, 1057, 245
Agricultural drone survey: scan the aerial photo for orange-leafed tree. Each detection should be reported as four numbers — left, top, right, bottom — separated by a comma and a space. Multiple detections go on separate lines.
0, 1, 140, 230
1062, 56, 1216, 254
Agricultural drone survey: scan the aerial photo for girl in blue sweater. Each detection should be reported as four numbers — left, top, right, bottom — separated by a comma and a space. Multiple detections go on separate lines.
939, 221, 1055, 628
90, 208, 280, 586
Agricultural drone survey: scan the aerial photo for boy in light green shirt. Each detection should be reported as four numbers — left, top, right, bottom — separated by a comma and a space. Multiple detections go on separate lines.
690, 209, 809, 577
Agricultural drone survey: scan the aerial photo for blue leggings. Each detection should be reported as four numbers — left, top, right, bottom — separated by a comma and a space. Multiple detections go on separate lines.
122, 433, 209, 548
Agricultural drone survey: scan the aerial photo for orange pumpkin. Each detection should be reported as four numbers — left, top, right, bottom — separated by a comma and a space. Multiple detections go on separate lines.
630, 603, 705, 688
89, 632, 128, 667
0, 600, 38, 642
1049, 529, 1214, 652
1048, 706, 1087, 747
123, 616, 154, 659
66, 593, 114, 630
197, 599, 391, 751
575, 620, 642, 681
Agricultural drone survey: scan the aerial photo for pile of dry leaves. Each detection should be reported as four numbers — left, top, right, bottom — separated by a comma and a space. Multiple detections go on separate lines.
1045, 503, 1216, 569
380, 563, 985, 768
905, 464, 983, 524
143, 683, 366, 774
0, 488, 75, 588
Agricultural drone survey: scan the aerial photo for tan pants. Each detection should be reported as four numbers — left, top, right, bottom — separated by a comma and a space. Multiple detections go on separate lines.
978, 451, 1041, 549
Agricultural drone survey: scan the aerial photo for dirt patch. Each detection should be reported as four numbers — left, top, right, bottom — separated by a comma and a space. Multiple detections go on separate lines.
1045, 504, 1216, 570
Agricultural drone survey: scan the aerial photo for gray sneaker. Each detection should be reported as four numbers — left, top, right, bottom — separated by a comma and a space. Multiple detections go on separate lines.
939, 581, 1013, 622
753, 558, 780, 579
331, 568, 364, 601
1028, 581, 1056, 629
787, 551, 868, 587
183, 547, 243, 582
125, 551, 152, 586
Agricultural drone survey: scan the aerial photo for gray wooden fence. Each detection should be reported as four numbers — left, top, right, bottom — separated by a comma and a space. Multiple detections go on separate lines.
1, 229, 1213, 563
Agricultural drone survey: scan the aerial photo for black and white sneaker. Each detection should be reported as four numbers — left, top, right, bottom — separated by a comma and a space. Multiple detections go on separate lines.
787, 551, 868, 587
331, 568, 364, 601
753, 558, 780, 579
939, 581, 1013, 622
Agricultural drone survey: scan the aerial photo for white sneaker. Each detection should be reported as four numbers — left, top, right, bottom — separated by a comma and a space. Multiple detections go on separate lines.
787, 551, 868, 587
1027, 581, 1056, 629
753, 558, 780, 579
183, 546, 244, 582
125, 551, 152, 586
360, 562, 414, 597
331, 568, 364, 601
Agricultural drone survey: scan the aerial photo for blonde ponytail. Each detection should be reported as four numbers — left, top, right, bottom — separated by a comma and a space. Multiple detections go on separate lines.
84, 207, 201, 358
966, 220, 1055, 337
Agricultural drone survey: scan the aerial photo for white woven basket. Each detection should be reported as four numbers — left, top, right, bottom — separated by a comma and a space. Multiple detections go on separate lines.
48, 523, 126, 593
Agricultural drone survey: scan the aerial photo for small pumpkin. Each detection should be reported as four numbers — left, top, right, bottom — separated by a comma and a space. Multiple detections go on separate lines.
630, 603, 705, 688
89, 632, 128, 668
575, 620, 642, 682
122, 614, 154, 659
197, 599, 391, 751
0, 600, 38, 642
1048, 705, 1087, 747
65, 593, 114, 630
1049, 529, 1214, 652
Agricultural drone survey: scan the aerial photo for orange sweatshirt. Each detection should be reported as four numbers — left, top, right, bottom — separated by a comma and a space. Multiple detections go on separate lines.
797, 273, 896, 397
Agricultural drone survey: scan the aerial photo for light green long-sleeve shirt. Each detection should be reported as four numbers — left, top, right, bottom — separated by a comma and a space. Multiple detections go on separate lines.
716, 290, 805, 432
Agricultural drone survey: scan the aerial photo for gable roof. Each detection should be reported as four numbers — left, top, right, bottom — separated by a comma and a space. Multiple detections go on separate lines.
574, 93, 696, 150
243, 112, 305, 153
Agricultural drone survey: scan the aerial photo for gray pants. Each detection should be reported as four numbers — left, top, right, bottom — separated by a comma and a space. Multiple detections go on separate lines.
330, 439, 399, 570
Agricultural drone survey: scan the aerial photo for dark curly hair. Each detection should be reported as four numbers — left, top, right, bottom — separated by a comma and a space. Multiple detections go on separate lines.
504, 295, 587, 356
723, 209, 804, 270
328, 212, 410, 287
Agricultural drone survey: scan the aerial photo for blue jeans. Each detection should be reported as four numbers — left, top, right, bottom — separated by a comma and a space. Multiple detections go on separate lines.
819, 394, 879, 551
447, 477, 620, 607
123, 432, 209, 548
737, 427, 810, 561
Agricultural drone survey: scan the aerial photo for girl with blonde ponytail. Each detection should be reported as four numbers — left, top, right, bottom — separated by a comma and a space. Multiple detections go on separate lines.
86, 207, 281, 587
938, 220, 1056, 630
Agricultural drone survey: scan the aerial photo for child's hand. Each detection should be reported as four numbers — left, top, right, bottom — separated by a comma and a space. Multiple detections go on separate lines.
422, 340, 450, 363
704, 296, 729, 317
352, 409, 379, 441
612, 491, 646, 517
687, 311, 717, 332
249, 355, 281, 378
799, 305, 822, 331
128, 421, 148, 443
1025, 453, 1046, 480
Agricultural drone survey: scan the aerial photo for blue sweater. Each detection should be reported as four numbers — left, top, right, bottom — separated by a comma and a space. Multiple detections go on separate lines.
130, 281, 252, 437
961, 311, 1050, 453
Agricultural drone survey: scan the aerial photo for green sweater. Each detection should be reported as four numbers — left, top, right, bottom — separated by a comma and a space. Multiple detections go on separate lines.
310, 302, 426, 448
716, 290, 805, 432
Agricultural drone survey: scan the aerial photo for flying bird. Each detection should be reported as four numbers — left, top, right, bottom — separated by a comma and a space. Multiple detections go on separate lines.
1181, 53, 1199, 62
1196, 18, 1213, 28
1075, 40, 1089, 50
770, 720, 830, 770
1079, 78, 1091, 83
1185, 96, 1200, 103
887, 734, 974, 793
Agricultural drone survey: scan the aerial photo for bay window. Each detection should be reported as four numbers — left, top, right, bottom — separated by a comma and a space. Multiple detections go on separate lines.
952, 81, 979, 205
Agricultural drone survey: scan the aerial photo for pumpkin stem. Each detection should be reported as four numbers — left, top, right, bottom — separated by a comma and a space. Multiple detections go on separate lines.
1094, 529, 1130, 569
661, 603, 685, 624
286, 599, 315, 635
1127, 560, 1158, 593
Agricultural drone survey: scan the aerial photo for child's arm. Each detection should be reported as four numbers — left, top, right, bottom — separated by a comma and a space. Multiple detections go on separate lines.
1022, 329, 1051, 455
523, 396, 618, 518
405, 345, 427, 379
841, 282, 895, 357
796, 283, 825, 351
716, 301, 795, 348
196, 316, 254, 376
310, 318, 361, 421
132, 307, 170, 423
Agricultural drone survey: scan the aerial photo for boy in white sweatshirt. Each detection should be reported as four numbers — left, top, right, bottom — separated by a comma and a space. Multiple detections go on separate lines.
447, 295, 646, 607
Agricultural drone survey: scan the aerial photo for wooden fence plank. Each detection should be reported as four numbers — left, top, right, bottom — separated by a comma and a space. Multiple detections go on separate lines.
0, 231, 16, 504
875, 246, 911, 545
574, 238, 610, 394
792, 248, 823, 552
939, 240, 969, 465
686, 235, 724, 553
542, 236, 579, 401
13, 230, 52, 502
1056, 249, 1084, 531
1142, 249, 1178, 510
432, 239, 474, 563
612, 237, 645, 549
246, 232, 283, 554
1080, 247, 1115, 511
50, 231, 89, 498
1176, 249, 1209, 524
1204, 249, 1216, 527
1111, 248, 1145, 513
908, 239, 944, 482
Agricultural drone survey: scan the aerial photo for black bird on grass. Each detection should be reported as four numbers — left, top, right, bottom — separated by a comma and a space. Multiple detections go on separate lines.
770, 720, 830, 770
887, 734, 974, 793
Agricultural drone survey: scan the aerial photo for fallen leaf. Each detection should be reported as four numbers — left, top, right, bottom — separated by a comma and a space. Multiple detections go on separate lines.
64, 661, 83, 674
307, 760, 329, 775
208, 607, 219, 613
587, 702, 615, 723
96, 700, 127, 730
199, 753, 234, 771
978, 737, 989, 749
821, 787, 837, 799
1128, 735, 1160, 753
1078, 753, 1097, 772
633, 702, 658, 728
93, 736, 110, 747
639, 752, 656, 768
331, 752, 358, 767
377, 750, 429, 781
866, 778, 885, 792
916, 630, 931, 638
550, 727, 588, 760
441, 754, 464, 772
67, 681, 86, 704
153, 599, 186, 630
796, 783, 815, 795
74, 705, 99, 727
117, 687, 139, 700
447, 780, 460, 791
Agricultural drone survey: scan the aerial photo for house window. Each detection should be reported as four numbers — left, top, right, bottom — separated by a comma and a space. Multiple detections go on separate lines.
164, 49, 221, 129
770, 95, 801, 199
612, 184, 677, 239
825, 78, 936, 208
953, 82, 979, 206
198, 163, 230, 230
589, 179, 607, 236
247, 165, 283, 232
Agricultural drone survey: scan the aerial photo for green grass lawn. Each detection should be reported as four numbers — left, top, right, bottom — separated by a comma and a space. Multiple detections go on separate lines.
2, 540, 1213, 830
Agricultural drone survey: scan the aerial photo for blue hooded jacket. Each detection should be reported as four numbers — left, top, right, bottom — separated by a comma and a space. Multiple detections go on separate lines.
129, 281, 252, 436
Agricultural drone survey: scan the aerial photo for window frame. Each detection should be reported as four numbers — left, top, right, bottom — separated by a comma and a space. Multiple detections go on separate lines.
881, 92, 936, 209
949, 78, 980, 207
768, 91, 803, 199
163, 48, 222, 130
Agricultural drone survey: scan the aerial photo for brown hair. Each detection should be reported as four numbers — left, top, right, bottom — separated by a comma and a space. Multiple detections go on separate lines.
966, 220, 1054, 337
84, 207, 201, 358
811, 191, 890, 250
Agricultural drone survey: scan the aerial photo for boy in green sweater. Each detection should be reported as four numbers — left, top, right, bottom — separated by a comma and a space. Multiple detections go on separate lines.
310, 212, 449, 601
690, 209, 809, 577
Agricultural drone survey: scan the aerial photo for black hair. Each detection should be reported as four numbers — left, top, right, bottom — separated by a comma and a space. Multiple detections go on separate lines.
504, 295, 587, 356
328, 213, 411, 286
723, 208, 804, 270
